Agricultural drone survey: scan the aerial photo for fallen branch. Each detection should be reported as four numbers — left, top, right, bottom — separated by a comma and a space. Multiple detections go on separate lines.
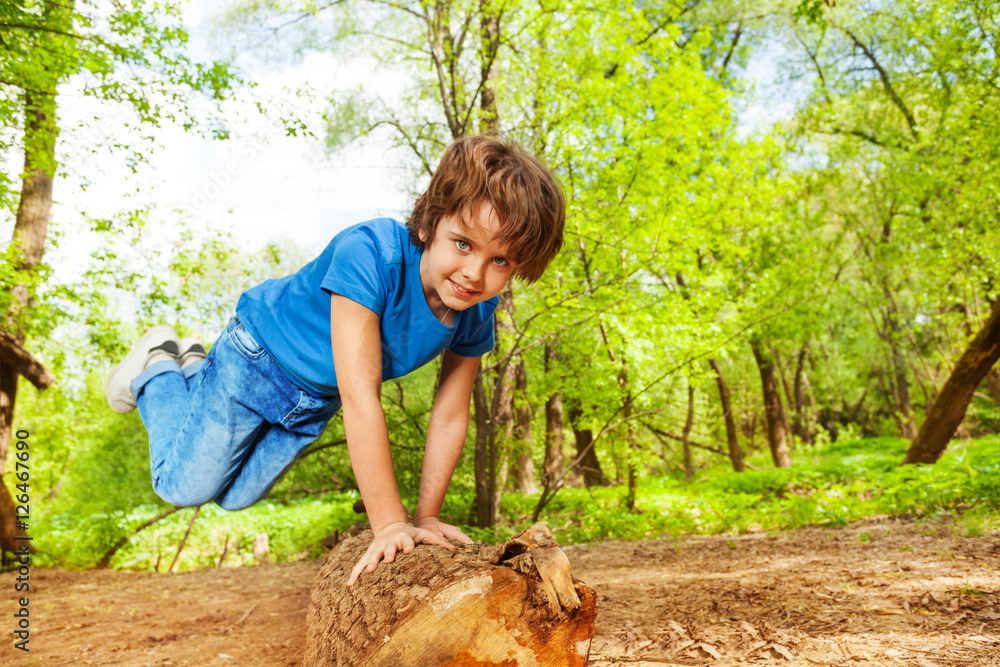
167, 505, 201, 574
96, 506, 183, 569
217, 533, 230, 568
233, 601, 261, 626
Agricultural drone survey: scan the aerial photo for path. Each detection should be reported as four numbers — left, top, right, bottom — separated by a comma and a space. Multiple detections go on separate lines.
1, 517, 997, 666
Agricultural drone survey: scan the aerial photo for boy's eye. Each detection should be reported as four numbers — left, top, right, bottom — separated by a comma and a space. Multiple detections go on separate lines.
455, 240, 471, 251
492, 257, 508, 267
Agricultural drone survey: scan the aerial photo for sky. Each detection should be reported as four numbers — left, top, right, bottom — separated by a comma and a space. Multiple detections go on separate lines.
8, 1, 416, 287
1, 1, 795, 288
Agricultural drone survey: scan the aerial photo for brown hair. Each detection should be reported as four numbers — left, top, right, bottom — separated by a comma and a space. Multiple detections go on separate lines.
407, 135, 565, 283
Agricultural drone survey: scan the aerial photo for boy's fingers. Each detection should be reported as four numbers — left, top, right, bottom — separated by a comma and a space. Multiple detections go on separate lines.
383, 542, 400, 564
347, 559, 366, 586
444, 526, 473, 544
422, 531, 455, 550
370, 546, 390, 569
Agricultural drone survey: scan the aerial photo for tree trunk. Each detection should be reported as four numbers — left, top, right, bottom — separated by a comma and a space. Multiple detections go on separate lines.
543, 341, 564, 487
469, 0, 507, 526
742, 410, 758, 448
569, 406, 608, 487
511, 359, 537, 494
619, 358, 638, 512
891, 346, 918, 439
486, 285, 517, 522
902, 298, 1000, 464
305, 523, 596, 666
709, 358, 743, 472
792, 346, 814, 444
681, 383, 695, 481
883, 301, 919, 439
751, 339, 792, 468
768, 342, 796, 449
473, 369, 491, 527
1, 84, 59, 560
479, 0, 500, 136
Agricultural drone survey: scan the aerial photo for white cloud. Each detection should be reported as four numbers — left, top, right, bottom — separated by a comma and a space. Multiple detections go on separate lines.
36, 3, 417, 286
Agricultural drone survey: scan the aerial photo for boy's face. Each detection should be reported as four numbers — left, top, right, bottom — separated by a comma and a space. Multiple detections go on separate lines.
419, 200, 515, 313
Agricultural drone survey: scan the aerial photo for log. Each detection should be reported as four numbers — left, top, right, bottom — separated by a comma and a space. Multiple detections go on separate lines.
304, 522, 597, 666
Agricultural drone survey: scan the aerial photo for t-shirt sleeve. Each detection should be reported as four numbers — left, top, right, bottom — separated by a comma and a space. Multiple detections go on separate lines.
449, 301, 497, 357
320, 226, 388, 316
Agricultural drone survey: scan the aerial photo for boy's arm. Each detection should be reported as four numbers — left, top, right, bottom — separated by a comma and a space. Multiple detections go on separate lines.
330, 294, 454, 586
413, 349, 481, 541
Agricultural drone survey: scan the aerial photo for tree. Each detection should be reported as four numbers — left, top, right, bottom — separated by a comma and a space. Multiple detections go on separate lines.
779, 0, 1000, 455
220, 0, 755, 518
0, 0, 237, 559
751, 339, 792, 468
903, 299, 1000, 464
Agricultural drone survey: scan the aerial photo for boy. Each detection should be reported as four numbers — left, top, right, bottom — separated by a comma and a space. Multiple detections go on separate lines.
105, 135, 565, 585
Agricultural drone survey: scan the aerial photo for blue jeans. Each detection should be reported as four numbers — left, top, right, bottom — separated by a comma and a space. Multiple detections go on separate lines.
132, 316, 341, 510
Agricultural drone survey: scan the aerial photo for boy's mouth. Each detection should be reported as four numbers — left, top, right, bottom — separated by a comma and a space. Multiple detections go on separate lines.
448, 279, 478, 298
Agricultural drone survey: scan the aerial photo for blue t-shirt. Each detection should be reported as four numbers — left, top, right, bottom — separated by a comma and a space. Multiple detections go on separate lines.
235, 218, 497, 398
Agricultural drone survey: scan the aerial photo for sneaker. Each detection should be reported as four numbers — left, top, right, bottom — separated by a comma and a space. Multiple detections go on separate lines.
105, 325, 180, 413
178, 337, 207, 369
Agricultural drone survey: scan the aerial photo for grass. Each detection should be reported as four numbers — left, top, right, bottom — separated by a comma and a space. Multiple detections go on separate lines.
27, 434, 1000, 571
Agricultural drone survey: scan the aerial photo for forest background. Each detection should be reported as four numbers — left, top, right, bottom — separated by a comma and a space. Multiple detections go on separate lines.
0, 0, 997, 572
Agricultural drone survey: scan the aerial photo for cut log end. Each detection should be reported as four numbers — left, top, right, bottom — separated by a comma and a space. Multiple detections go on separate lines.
304, 522, 597, 666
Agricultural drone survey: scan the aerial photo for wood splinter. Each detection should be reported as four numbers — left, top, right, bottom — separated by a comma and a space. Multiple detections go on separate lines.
304, 522, 597, 666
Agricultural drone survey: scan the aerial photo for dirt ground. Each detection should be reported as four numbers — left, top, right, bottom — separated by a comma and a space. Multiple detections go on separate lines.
2, 516, 998, 666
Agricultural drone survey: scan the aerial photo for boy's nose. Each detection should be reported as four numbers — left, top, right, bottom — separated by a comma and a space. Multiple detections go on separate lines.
461, 257, 488, 286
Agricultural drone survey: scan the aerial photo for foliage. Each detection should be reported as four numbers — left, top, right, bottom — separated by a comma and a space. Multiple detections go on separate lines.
1, 0, 241, 347
4, 0, 998, 571
476, 435, 1000, 543
22, 436, 997, 570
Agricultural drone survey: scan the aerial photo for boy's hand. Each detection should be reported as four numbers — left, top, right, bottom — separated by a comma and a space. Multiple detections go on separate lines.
414, 516, 474, 545
346, 521, 455, 587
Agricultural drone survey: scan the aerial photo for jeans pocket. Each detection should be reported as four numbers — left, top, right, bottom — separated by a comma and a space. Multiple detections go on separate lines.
230, 323, 265, 359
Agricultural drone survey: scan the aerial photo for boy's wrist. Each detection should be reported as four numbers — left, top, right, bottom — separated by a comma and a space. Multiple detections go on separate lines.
372, 519, 411, 534
368, 506, 410, 533
413, 514, 441, 526
413, 506, 438, 522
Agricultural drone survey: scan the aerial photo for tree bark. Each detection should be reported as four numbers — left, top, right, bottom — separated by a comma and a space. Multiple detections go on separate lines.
883, 299, 919, 439
619, 358, 638, 512
473, 369, 491, 527
569, 406, 609, 487
511, 359, 537, 494
708, 358, 743, 472
468, 0, 508, 526
486, 285, 517, 523
751, 339, 792, 468
902, 298, 1000, 464
543, 341, 564, 487
0, 331, 54, 390
479, 0, 500, 136
681, 384, 695, 481
305, 523, 596, 666
1, 82, 59, 560
792, 346, 814, 444
768, 342, 796, 449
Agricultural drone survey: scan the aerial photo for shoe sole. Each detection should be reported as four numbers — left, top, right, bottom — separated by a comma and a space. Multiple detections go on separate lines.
105, 325, 179, 413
